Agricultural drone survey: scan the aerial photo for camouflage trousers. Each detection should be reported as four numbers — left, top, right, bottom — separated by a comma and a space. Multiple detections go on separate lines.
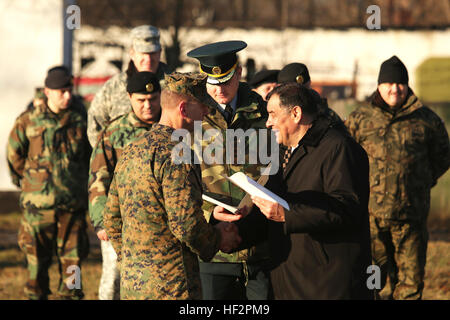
98, 240, 120, 300
18, 209, 89, 300
369, 216, 428, 300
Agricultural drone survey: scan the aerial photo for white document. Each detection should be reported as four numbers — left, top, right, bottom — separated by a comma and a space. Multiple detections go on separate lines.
226, 172, 290, 210
202, 194, 238, 214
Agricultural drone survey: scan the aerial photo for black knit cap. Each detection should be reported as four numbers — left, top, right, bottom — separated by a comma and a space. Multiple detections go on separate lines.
277, 63, 311, 85
377, 55, 409, 85
249, 69, 279, 88
126, 71, 161, 94
44, 66, 73, 89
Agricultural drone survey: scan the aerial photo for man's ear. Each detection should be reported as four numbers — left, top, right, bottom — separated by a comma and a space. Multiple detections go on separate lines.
291, 105, 303, 124
43, 87, 50, 98
236, 66, 242, 81
179, 100, 188, 118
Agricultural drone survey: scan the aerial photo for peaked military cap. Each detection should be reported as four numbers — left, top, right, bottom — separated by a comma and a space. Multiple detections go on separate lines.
187, 40, 247, 85
127, 71, 161, 94
278, 63, 311, 85
249, 69, 279, 88
45, 65, 73, 89
165, 72, 216, 109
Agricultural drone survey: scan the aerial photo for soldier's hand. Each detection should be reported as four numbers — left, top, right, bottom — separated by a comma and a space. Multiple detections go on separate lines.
213, 205, 249, 222
97, 229, 109, 241
215, 222, 241, 253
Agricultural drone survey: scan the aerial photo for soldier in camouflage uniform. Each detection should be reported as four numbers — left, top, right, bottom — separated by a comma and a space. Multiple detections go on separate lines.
88, 72, 161, 300
346, 56, 450, 299
187, 41, 273, 300
7, 66, 91, 300
277, 62, 348, 134
103, 72, 241, 300
87, 25, 169, 147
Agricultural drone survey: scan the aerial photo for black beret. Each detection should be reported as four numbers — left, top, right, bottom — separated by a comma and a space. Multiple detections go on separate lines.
277, 63, 311, 85
126, 71, 161, 94
249, 69, 279, 88
44, 65, 73, 89
378, 55, 409, 85
187, 40, 247, 84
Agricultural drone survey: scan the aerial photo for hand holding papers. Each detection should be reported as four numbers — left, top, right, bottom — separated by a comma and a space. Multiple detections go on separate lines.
202, 194, 238, 214
226, 172, 290, 210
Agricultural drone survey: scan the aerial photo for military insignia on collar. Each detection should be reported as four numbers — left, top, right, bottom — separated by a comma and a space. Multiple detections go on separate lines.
146, 83, 154, 92
296, 75, 304, 84
212, 66, 222, 75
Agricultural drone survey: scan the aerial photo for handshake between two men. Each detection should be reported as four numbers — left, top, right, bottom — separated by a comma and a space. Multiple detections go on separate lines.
212, 195, 285, 253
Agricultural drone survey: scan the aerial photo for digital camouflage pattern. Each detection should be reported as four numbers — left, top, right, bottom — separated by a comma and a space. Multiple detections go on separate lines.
346, 91, 450, 300
7, 100, 91, 299
199, 82, 270, 263
103, 123, 221, 300
164, 72, 214, 108
87, 63, 167, 146
346, 91, 450, 221
88, 110, 156, 231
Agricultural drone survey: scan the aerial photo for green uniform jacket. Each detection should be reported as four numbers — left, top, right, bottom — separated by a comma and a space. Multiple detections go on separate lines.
88, 110, 155, 231
104, 124, 221, 300
200, 82, 269, 263
87, 63, 167, 146
346, 91, 450, 221
7, 101, 90, 212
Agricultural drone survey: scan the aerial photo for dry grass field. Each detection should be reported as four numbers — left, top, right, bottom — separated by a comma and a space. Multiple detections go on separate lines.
0, 208, 448, 300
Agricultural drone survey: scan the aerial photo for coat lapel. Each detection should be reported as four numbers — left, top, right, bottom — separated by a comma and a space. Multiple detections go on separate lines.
282, 116, 332, 179
283, 145, 306, 179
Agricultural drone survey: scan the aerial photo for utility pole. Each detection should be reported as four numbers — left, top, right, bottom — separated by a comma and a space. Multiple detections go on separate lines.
63, 0, 77, 72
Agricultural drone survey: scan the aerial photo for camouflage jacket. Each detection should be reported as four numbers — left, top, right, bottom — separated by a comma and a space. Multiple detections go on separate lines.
104, 123, 221, 300
87, 62, 168, 146
7, 101, 91, 212
200, 82, 270, 263
88, 110, 155, 231
346, 91, 450, 221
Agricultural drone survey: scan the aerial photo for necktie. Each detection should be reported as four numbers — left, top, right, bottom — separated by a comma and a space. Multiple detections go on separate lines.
224, 104, 233, 124
282, 147, 292, 171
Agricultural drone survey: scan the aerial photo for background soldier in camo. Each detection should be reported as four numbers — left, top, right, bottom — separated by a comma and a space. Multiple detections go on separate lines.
87, 25, 169, 146
7, 66, 91, 300
346, 56, 450, 299
103, 72, 241, 300
187, 41, 272, 300
88, 72, 161, 300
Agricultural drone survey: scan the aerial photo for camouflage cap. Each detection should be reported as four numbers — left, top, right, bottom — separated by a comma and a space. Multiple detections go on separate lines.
165, 72, 216, 109
130, 25, 161, 53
